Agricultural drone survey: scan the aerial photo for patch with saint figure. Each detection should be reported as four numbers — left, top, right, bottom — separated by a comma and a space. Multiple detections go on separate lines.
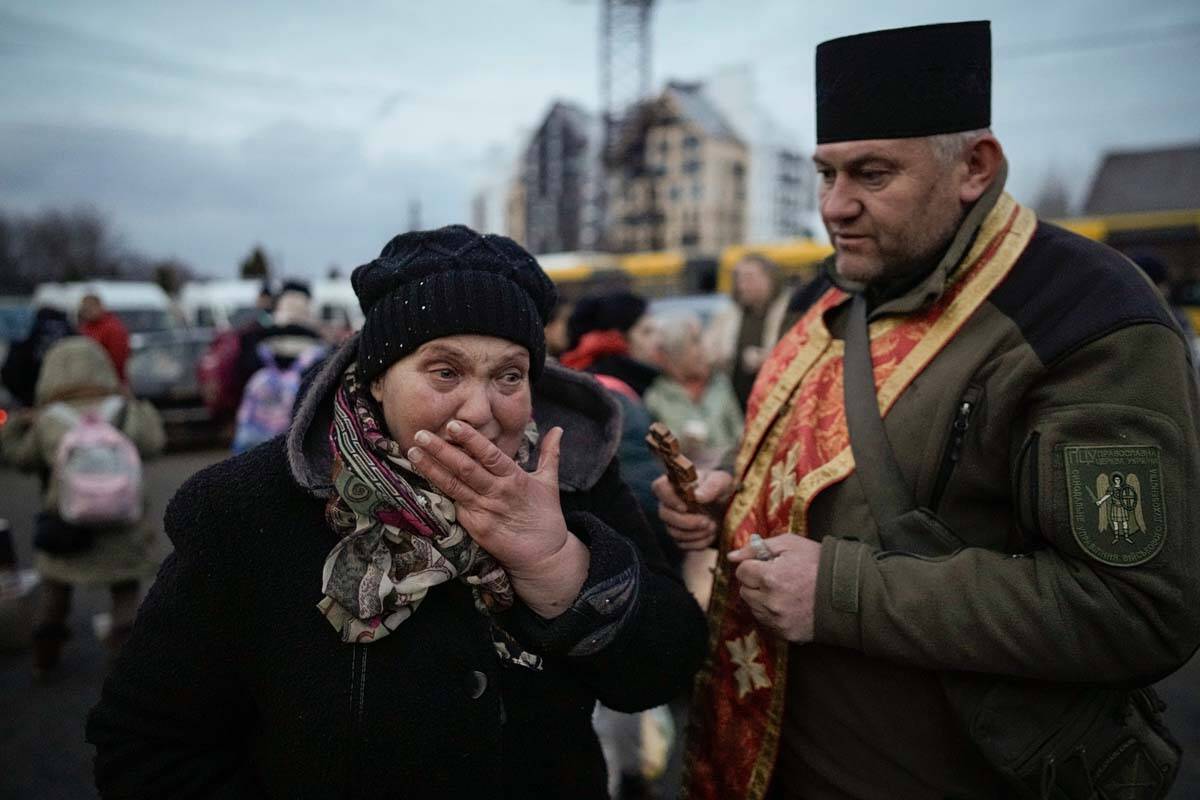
1063, 445, 1166, 567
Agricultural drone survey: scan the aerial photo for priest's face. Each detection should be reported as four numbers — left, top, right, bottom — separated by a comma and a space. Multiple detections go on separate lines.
814, 138, 968, 284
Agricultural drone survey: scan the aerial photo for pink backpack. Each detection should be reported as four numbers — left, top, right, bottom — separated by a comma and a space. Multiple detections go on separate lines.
47, 397, 144, 526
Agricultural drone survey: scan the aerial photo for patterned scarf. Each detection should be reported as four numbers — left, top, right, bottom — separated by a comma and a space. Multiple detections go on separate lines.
317, 364, 541, 669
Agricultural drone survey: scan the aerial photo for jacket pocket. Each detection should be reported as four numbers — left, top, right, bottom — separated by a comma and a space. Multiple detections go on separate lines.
928, 383, 983, 512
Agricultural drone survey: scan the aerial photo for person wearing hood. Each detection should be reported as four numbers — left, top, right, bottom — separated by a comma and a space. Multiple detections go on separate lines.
86, 225, 706, 800
1, 336, 165, 678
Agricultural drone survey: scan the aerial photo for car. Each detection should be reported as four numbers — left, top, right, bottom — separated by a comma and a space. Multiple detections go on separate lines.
0, 299, 33, 344
310, 278, 364, 343
0, 298, 34, 412
31, 281, 176, 334
648, 293, 734, 328
31, 281, 214, 441
178, 279, 269, 331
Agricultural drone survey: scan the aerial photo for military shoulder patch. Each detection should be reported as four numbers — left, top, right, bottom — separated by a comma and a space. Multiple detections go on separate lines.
1063, 445, 1166, 567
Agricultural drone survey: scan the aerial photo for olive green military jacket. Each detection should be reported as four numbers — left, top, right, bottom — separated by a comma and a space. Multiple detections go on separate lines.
774, 200, 1200, 797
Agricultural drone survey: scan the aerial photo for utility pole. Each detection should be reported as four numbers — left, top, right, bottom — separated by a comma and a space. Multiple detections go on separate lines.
407, 199, 422, 232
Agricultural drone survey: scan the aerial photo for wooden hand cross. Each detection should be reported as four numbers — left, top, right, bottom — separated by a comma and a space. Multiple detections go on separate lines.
645, 422, 700, 510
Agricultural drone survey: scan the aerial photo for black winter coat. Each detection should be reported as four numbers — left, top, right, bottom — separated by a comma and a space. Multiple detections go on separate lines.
86, 343, 707, 800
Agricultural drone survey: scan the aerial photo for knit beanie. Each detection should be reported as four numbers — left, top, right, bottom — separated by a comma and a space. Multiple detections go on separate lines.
352, 225, 558, 385
566, 290, 648, 351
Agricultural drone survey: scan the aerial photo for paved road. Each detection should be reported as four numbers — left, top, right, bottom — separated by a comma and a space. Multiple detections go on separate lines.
0, 448, 224, 800
1, 449, 1198, 798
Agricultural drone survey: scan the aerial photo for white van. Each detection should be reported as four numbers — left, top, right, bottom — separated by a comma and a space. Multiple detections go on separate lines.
31, 281, 175, 334
310, 278, 363, 342
178, 280, 266, 331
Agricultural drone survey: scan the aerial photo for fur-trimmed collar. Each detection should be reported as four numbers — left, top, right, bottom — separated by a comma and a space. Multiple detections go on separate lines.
286, 335, 624, 499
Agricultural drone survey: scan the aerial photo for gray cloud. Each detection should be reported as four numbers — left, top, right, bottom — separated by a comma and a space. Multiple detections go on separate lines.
0, 121, 469, 277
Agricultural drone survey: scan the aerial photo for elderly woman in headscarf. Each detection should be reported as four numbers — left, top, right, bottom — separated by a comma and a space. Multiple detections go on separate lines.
86, 225, 707, 800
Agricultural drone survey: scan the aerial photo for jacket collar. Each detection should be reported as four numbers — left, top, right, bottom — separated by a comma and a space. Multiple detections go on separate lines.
828, 159, 1009, 318
286, 334, 623, 499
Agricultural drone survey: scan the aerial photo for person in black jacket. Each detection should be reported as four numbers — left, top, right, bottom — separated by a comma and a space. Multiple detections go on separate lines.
1, 306, 74, 409
86, 225, 707, 800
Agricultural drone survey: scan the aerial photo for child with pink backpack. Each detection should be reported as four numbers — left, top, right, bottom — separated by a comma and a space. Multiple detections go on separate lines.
0, 337, 165, 679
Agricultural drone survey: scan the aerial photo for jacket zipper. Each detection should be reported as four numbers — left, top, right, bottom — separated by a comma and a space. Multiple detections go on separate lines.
929, 384, 982, 512
1026, 432, 1041, 540
345, 645, 368, 800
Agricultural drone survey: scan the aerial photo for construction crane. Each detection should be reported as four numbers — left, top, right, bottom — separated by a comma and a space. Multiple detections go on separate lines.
599, 0, 655, 164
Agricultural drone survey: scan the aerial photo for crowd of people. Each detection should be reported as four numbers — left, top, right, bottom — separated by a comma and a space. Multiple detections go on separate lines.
1, 17, 1198, 800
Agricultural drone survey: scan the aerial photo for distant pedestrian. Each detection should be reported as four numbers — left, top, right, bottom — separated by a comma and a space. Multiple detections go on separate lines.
195, 282, 277, 425
0, 337, 164, 679
705, 254, 791, 410
234, 280, 325, 394
1133, 253, 1198, 360
645, 312, 743, 469
1, 306, 75, 408
561, 290, 662, 399
78, 295, 131, 382
544, 297, 574, 360
560, 291, 668, 544
562, 292, 676, 799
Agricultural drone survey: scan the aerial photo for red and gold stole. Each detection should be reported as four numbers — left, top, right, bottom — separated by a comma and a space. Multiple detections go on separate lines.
681, 194, 1037, 800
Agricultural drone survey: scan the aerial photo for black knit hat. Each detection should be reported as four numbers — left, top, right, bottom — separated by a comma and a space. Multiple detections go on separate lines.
279, 279, 312, 298
816, 21, 991, 144
352, 225, 558, 385
566, 290, 648, 351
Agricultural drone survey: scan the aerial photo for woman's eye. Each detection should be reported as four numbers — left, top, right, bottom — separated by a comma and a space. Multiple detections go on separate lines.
500, 371, 525, 385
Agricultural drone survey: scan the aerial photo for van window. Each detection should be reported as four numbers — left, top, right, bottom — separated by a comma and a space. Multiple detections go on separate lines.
320, 304, 349, 326
229, 307, 261, 328
114, 309, 171, 333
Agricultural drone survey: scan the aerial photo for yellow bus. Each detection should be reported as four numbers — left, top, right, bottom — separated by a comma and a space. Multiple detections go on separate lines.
1056, 208, 1200, 329
539, 207, 1200, 305
716, 239, 833, 293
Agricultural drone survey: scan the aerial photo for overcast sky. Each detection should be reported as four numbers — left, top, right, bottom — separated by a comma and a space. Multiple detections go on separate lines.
1, 0, 1197, 279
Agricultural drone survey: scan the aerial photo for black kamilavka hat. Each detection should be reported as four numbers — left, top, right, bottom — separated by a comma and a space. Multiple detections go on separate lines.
816, 21, 991, 144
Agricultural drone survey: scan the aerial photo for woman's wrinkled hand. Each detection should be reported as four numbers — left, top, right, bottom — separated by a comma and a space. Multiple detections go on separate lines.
407, 421, 588, 617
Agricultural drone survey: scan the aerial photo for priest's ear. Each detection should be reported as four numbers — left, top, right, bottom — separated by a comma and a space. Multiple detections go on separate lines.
958, 133, 1004, 204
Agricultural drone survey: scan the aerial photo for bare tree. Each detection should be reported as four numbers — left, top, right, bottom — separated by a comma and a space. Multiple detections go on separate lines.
239, 245, 271, 280
0, 206, 196, 294
23, 207, 124, 282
